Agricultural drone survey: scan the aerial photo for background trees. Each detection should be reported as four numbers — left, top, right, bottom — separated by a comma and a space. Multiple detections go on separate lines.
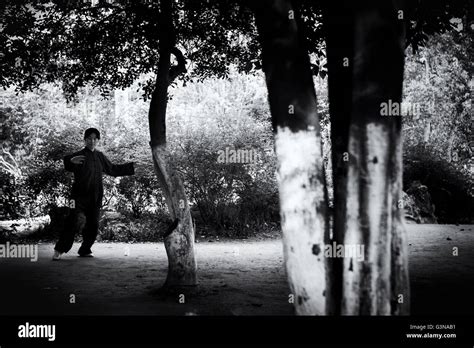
0, 72, 278, 231
403, 29, 473, 223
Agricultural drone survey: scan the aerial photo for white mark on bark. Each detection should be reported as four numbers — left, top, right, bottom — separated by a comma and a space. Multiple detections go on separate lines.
275, 126, 328, 315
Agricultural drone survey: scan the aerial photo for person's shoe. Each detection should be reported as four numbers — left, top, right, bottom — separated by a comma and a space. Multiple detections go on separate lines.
78, 246, 93, 257
52, 250, 63, 261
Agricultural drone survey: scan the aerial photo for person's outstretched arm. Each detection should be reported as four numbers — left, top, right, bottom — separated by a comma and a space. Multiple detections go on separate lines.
64, 152, 84, 172
100, 152, 135, 177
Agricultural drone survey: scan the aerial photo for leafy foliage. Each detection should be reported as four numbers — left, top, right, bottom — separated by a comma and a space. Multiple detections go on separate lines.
166, 70, 278, 234
117, 173, 160, 219
0, 71, 284, 236
403, 32, 472, 165
1, 0, 260, 100
402, 30, 473, 223
404, 0, 473, 53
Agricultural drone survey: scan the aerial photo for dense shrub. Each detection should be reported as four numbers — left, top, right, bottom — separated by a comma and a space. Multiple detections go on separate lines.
116, 173, 163, 218
164, 72, 280, 236
25, 161, 72, 214
0, 172, 32, 219
99, 211, 170, 242
404, 144, 473, 223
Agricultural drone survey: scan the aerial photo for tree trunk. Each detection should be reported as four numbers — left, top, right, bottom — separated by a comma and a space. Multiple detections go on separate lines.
148, 0, 196, 287
335, 1, 410, 315
325, 3, 354, 316
254, 0, 331, 315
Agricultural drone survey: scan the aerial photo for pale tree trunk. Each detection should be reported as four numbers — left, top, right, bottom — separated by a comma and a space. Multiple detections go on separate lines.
333, 1, 410, 315
254, 0, 332, 315
149, 0, 196, 287
390, 131, 410, 315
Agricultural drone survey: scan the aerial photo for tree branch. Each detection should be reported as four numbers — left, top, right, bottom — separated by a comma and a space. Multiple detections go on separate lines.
168, 47, 187, 84
0, 148, 22, 177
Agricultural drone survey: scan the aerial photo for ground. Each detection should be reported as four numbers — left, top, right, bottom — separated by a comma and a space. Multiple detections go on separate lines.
0, 225, 472, 315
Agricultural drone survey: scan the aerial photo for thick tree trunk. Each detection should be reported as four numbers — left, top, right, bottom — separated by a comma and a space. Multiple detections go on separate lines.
148, 0, 196, 287
390, 131, 410, 315
334, 1, 410, 315
325, 4, 354, 316
254, 0, 331, 315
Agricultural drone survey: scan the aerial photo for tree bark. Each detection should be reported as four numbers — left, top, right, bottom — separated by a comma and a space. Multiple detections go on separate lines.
325, 3, 354, 316
149, 0, 196, 287
333, 1, 410, 315
254, 0, 332, 315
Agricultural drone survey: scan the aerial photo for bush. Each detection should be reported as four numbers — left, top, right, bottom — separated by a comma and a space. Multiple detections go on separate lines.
164, 71, 279, 236
24, 160, 72, 216
172, 129, 279, 236
236, 179, 280, 230
99, 211, 170, 242
116, 173, 163, 218
404, 144, 474, 223
0, 172, 32, 219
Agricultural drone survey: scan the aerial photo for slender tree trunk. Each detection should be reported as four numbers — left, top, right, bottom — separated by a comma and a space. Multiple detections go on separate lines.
148, 0, 196, 287
334, 1, 410, 315
254, 0, 332, 315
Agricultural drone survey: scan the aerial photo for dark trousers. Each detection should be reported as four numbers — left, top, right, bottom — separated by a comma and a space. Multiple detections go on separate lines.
54, 198, 100, 254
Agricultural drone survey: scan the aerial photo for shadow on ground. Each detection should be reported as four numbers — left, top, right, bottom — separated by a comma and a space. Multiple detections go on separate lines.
0, 225, 472, 315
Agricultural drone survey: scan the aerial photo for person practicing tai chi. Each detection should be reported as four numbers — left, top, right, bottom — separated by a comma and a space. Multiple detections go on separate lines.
53, 128, 135, 260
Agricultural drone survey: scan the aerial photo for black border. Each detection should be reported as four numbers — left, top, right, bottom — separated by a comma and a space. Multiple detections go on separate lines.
0, 315, 473, 345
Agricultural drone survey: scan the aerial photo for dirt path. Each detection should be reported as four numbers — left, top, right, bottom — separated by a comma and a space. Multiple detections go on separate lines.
0, 225, 472, 315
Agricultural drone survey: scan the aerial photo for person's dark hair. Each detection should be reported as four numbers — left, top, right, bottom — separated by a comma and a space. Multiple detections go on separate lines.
84, 128, 100, 140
